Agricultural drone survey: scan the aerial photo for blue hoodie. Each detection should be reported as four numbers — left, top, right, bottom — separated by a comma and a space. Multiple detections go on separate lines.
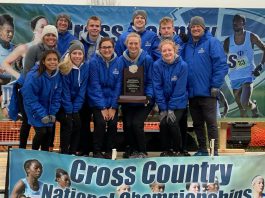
183, 30, 228, 98
58, 31, 77, 57
153, 56, 188, 111
118, 49, 154, 104
21, 69, 62, 127
87, 51, 122, 109
80, 32, 102, 61
62, 62, 89, 114
115, 24, 160, 60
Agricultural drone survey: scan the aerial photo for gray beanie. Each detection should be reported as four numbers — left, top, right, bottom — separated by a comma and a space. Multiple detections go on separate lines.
190, 16, 206, 29
41, 25, 58, 40
56, 13, 71, 25
69, 40, 85, 55
132, 10, 147, 22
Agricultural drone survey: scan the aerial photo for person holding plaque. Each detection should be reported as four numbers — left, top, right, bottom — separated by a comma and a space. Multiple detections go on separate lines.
88, 37, 122, 159
153, 39, 188, 157
119, 32, 154, 158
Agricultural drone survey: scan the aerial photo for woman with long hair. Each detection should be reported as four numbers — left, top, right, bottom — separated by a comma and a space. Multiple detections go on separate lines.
21, 49, 62, 151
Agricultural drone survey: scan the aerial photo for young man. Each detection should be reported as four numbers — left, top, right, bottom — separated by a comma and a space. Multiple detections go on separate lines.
115, 10, 160, 60
56, 13, 77, 56
80, 16, 102, 61
223, 14, 265, 117
183, 16, 228, 156
79, 16, 103, 156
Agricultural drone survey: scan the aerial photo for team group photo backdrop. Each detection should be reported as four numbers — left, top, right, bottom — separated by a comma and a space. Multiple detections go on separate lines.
0, 4, 265, 118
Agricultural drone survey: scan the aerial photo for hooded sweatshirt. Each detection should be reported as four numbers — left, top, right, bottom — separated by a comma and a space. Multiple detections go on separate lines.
87, 51, 122, 109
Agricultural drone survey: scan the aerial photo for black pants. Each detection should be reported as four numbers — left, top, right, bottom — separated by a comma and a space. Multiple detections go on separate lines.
160, 109, 185, 152
92, 108, 118, 153
189, 97, 218, 153
79, 102, 93, 155
32, 126, 53, 151
122, 104, 152, 153
57, 109, 81, 154
179, 108, 188, 152
16, 83, 31, 149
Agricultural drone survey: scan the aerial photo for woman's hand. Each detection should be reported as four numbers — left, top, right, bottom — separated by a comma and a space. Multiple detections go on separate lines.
108, 108, 116, 120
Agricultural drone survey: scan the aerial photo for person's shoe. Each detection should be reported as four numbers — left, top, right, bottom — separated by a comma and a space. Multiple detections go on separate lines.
181, 151, 191, 156
93, 152, 105, 158
137, 152, 148, 158
104, 152, 112, 159
193, 150, 209, 156
130, 152, 147, 158
129, 151, 139, 158
160, 150, 174, 157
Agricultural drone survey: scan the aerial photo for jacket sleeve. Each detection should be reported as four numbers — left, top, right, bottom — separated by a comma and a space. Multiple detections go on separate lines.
209, 38, 229, 88
110, 63, 123, 109
73, 64, 89, 112
152, 61, 167, 111
115, 34, 126, 57
50, 75, 62, 116
151, 34, 161, 61
23, 45, 38, 75
144, 55, 154, 98
88, 60, 106, 109
168, 62, 188, 110
62, 75, 73, 114
22, 74, 47, 120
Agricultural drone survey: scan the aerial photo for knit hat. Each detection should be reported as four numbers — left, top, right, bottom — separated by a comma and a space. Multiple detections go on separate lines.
132, 10, 147, 22
56, 13, 71, 25
69, 40, 85, 55
41, 25, 58, 39
190, 16, 206, 29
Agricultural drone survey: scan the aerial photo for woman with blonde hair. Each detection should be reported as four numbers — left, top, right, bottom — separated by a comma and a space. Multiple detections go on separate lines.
119, 32, 154, 158
153, 39, 188, 157
58, 40, 89, 155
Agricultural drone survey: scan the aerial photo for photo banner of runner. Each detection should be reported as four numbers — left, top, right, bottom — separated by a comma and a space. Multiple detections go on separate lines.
8, 149, 265, 197
0, 4, 265, 118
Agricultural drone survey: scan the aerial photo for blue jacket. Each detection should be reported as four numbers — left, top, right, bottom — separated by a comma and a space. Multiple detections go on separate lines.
118, 49, 154, 103
183, 30, 228, 98
21, 69, 62, 127
62, 62, 89, 114
58, 31, 77, 57
115, 24, 160, 60
153, 56, 188, 111
88, 52, 122, 109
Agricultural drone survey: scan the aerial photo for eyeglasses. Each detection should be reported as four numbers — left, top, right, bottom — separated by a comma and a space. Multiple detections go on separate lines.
100, 46, 113, 50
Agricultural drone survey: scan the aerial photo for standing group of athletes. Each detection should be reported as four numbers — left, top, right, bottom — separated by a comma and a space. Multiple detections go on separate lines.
0, 9, 264, 158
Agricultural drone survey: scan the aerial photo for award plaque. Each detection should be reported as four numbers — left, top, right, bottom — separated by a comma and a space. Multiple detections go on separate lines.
118, 65, 147, 103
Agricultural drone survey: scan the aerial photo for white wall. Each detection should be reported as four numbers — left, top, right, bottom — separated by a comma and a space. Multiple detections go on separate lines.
1, 0, 265, 8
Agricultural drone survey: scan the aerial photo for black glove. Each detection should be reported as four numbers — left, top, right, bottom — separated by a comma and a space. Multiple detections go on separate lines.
211, 88, 220, 98
253, 63, 263, 77
49, 115, 56, 123
179, 32, 189, 43
145, 96, 152, 106
41, 116, 50, 124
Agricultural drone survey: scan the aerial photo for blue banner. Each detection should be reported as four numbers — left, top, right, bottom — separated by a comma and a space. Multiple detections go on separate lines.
0, 4, 265, 117
8, 149, 265, 197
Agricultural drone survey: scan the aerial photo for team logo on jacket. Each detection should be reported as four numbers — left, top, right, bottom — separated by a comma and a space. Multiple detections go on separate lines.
171, 75, 178, 81
113, 68, 119, 75
198, 48, 205, 54
145, 41, 151, 47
